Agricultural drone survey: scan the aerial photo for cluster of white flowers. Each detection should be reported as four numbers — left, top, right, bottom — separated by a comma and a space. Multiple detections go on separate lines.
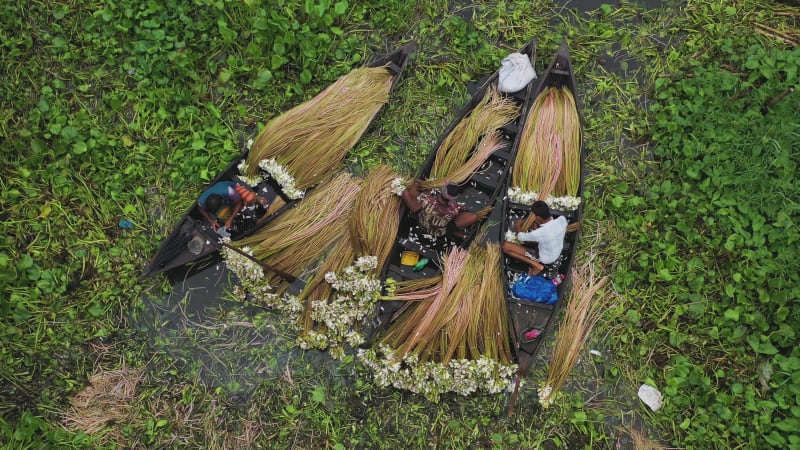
504, 230, 521, 244
278, 294, 305, 315
236, 159, 264, 187
390, 177, 407, 196
507, 187, 581, 212
258, 158, 304, 200
221, 243, 281, 306
300, 257, 382, 357
547, 195, 581, 211
507, 186, 540, 205
538, 383, 555, 408
298, 330, 329, 350
358, 346, 518, 402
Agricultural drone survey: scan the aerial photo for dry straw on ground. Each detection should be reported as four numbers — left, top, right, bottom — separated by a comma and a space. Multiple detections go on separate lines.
62, 366, 144, 435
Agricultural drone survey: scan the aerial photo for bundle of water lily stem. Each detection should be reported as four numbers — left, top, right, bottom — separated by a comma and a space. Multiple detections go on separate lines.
359, 244, 516, 401
225, 80, 526, 397
509, 86, 581, 211
241, 65, 395, 211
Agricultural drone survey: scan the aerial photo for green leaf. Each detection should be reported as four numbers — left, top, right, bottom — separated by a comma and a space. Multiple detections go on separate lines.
311, 386, 326, 403
300, 69, 312, 84
724, 309, 739, 321
72, 141, 88, 154
334, 0, 348, 15
88, 302, 103, 317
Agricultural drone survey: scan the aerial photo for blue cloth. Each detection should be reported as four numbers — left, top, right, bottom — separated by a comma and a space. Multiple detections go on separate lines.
512, 275, 558, 304
197, 182, 240, 211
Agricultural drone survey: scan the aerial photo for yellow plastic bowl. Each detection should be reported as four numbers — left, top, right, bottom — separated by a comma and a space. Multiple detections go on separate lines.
400, 251, 420, 266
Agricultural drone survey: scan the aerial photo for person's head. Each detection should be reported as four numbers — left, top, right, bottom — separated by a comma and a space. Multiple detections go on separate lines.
440, 182, 462, 203
205, 194, 223, 213
531, 201, 551, 220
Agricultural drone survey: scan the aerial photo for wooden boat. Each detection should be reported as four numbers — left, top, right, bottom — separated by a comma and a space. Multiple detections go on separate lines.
500, 41, 585, 377
141, 42, 416, 279
368, 38, 540, 337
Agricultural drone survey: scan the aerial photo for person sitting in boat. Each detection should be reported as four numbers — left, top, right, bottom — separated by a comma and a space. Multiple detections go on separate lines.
198, 182, 267, 233
401, 180, 481, 239
502, 201, 567, 276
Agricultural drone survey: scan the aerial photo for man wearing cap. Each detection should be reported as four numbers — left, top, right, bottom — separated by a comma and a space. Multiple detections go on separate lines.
401, 180, 481, 239
502, 200, 567, 275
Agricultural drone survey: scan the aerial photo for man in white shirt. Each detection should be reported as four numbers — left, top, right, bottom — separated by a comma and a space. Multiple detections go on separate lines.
502, 201, 567, 275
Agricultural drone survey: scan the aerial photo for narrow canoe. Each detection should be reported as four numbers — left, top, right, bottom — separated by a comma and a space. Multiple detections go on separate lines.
141, 42, 416, 279
368, 38, 540, 338
500, 41, 586, 377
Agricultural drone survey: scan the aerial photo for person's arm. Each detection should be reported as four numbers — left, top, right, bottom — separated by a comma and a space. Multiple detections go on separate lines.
224, 199, 244, 229
198, 204, 219, 231
517, 226, 543, 243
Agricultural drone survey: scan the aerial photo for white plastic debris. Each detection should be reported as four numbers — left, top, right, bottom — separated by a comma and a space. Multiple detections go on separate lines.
589, 349, 602, 357
637, 384, 663, 411
498, 53, 537, 93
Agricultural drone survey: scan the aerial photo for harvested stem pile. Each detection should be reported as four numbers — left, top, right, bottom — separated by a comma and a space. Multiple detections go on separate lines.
237, 173, 361, 290
298, 165, 401, 332
424, 86, 519, 185
540, 262, 612, 407
512, 86, 581, 198
348, 165, 402, 269
379, 244, 512, 365
245, 66, 395, 190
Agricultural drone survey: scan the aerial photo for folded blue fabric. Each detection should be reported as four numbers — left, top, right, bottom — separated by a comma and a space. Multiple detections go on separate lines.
512, 275, 558, 304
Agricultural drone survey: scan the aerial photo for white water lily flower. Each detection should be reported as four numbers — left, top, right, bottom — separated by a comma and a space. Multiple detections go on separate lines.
538, 384, 554, 408
390, 177, 407, 196
258, 158, 304, 199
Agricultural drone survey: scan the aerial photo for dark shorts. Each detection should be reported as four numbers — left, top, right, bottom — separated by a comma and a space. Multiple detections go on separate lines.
524, 245, 540, 262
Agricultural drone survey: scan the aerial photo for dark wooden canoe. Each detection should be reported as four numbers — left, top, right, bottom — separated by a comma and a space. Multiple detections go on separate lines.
367, 38, 540, 338
500, 41, 586, 377
141, 42, 416, 279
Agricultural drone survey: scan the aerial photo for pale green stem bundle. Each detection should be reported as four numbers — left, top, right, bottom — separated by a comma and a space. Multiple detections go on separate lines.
378, 248, 468, 359
245, 66, 394, 190
237, 173, 361, 289
513, 87, 558, 194
438, 243, 512, 365
379, 276, 443, 302
379, 245, 511, 366
513, 87, 581, 197
349, 165, 402, 270
543, 262, 611, 402
429, 86, 520, 181
298, 165, 401, 332
419, 130, 505, 191
555, 87, 581, 197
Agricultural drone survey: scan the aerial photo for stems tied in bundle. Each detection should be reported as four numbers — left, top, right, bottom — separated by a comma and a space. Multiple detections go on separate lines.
245, 66, 395, 191
540, 262, 613, 408
513, 86, 581, 198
